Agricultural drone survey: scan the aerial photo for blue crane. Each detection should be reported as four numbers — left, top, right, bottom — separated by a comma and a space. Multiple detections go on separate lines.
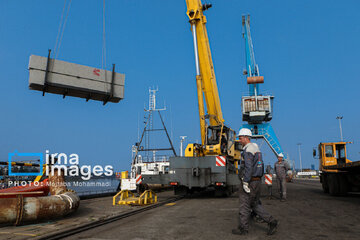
241, 15, 286, 159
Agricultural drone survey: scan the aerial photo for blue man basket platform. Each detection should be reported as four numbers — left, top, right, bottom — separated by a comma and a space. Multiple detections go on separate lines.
28, 53, 125, 105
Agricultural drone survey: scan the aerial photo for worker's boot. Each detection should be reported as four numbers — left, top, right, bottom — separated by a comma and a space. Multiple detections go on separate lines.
254, 215, 265, 223
251, 211, 262, 222
232, 228, 248, 235
267, 220, 278, 235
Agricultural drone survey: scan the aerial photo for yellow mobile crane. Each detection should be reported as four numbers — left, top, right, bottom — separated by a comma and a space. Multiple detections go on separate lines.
184, 0, 240, 159
143, 0, 241, 196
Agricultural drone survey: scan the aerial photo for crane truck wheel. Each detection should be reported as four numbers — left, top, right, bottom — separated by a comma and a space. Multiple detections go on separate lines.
321, 174, 329, 193
328, 174, 340, 196
214, 187, 226, 197
338, 174, 348, 196
137, 183, 148, 194
174, 186, 189, 196
214, 186, 235, 197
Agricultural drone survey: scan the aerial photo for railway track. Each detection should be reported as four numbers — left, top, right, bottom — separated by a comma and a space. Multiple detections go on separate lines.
37, 195, 184, 240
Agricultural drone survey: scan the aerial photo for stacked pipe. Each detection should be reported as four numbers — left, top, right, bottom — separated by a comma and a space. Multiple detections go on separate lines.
0, 169, 79, 225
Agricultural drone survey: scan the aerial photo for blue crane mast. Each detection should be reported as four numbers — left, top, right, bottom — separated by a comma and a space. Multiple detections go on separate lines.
241, 15, 286, 159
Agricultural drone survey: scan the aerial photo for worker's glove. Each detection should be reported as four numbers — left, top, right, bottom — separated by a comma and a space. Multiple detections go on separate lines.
243, 182, 250, 194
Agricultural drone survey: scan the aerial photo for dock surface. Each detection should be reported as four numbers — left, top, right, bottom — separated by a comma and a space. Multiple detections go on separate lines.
0, 179, 359, 240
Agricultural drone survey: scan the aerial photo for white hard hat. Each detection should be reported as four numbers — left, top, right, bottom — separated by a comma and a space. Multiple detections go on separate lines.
278, 153, 284, 158
238, 128, 252, 137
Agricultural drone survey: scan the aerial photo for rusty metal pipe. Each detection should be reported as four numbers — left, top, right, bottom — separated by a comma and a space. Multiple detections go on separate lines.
48, 168, 67, 195
0, 168, 80, 225
0, 192, 79, 225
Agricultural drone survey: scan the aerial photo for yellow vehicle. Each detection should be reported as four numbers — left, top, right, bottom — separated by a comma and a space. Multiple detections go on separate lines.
143, 0, 241, 196
183, 0, 241, 160
314, 142, 360, 195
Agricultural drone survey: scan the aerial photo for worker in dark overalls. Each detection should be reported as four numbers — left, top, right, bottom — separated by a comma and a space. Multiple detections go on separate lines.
274, 153, 290, 202
232, 128, 278, 236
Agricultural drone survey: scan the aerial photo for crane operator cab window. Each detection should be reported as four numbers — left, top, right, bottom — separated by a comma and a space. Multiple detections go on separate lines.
206, 126, 222, 145
136, 166, 142, 175
325, 145, 334, 158
335, 144, 346, 164
206, 125, 229, 154
221, 132, 228, 154
227, 130, 235, 151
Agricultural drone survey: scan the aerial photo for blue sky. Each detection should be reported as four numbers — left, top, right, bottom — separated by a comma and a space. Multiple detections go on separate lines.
1, 0, 359, 172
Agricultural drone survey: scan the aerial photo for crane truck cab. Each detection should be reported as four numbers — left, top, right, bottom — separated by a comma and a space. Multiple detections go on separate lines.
314, 142, 360, 196
185, 124, 241, 160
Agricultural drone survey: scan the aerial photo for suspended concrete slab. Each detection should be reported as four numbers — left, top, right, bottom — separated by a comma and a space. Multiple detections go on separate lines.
28, 54, 125, 104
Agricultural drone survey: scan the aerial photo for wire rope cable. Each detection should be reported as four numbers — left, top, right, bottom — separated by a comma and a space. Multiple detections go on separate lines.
102, 0, 108, 93
53, 0, 67, 56
54, 0, 72, 59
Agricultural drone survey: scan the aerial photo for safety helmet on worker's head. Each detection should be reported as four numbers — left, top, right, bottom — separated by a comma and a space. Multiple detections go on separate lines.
238, 128, 252, 137
278, 153, 284, 158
